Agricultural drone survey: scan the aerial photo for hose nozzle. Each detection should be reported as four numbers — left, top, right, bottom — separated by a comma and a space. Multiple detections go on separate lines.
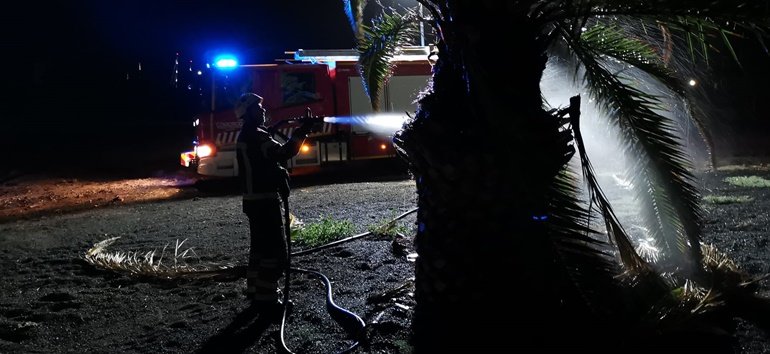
286, 107, 325, 124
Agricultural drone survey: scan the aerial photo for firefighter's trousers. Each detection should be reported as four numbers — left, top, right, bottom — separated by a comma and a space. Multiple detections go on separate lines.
244, 198, 288, 302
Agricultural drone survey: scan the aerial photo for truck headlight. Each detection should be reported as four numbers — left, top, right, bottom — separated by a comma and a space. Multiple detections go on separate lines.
196, 144, 215, 158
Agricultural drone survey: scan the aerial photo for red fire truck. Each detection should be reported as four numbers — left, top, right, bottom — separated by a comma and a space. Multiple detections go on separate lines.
180, 46, 433, 177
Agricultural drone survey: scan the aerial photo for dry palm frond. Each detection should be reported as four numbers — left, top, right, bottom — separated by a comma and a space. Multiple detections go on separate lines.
674, 279, 724, 316
701, 243, 769, 290
83, 236, 237, 280
367, 277, 415, 305
289, 212, 304, 229
637, 243, 770, 335
701, 243, 741, 275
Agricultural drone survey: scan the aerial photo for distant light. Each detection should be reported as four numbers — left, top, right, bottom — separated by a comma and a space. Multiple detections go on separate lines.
380, 144, 387, 150
197, 70, 203, 76
688, 79, 697, 87
213, 55, 238, 69
301, 144, 311, 153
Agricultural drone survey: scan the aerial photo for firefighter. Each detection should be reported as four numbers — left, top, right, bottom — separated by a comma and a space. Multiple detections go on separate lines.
234, 92, 314, 314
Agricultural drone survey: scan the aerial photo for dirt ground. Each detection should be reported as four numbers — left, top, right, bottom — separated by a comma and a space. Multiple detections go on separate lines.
0, 169, 419, 354
0, 172, 200, 224
0, 165, 769, 353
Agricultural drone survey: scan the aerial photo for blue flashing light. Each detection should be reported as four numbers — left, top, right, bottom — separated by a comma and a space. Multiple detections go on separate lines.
532, 215, 549, 221
213, 55, 238, 69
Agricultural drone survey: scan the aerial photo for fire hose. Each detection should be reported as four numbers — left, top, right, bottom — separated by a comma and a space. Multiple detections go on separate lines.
277, 178, 417, 353
271, 110, 417, 353
80, 199, 417, 353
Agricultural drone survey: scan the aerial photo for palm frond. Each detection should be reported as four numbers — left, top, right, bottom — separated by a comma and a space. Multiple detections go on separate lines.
571, 0, 770, 22
682, 97, 717, 169
652, 17, 741, 67
579, 24, 684, 94
546, 160, 691, 326
597, 20, 717, 169
538, 0, 770, 69
547, 167, 624, 317
560, 25, 705, 275
357, 10, 418, 111
562, 95, 650, 273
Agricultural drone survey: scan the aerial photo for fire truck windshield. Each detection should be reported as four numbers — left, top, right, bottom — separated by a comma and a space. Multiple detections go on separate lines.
205, 67, 252, 112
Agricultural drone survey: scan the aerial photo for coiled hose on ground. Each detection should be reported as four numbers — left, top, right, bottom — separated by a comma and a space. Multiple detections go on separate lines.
278, 183, 418, 353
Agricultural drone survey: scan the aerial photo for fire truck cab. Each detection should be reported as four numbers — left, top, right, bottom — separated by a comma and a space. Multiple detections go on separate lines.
180, 46, 433, 177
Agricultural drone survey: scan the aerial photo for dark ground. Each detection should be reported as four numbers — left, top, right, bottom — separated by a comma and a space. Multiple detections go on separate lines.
0, 161, 769, 353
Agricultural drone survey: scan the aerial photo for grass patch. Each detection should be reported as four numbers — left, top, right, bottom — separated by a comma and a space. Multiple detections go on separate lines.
703, 195, 753, 204
292, 216, 355, 247
717, 164, 770, 172
723, 175, 770, 188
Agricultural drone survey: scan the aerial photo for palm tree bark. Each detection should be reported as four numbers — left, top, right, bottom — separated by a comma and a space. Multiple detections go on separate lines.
394, 3, 600, 349
379, 0, 770, 350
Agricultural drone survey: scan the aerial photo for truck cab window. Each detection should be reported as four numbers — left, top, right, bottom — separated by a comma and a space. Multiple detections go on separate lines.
281, 72, 319, 106
211, 70, 251, 111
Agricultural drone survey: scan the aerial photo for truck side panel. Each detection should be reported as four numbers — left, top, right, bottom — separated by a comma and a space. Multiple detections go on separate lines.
250, 64, 340, 175
251, 64, 335, 122
334, 61, 431, 160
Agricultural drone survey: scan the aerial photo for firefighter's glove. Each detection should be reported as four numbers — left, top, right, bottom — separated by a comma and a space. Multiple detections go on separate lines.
294, 124, 312, 138
297, 120, 322, 137
304, 119, 324, 133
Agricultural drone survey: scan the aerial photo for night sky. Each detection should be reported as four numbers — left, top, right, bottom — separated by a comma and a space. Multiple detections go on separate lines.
0, 1, 398, 176
0, 1, 767, 177
3, 1, 355, 112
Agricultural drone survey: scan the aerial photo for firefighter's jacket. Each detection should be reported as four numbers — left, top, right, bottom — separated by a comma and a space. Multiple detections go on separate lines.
236, 124, 305, 213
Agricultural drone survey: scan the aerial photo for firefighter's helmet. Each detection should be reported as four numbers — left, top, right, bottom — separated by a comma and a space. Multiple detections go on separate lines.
234, 93, 263, 118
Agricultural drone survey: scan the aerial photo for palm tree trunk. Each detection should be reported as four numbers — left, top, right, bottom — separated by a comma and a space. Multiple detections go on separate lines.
394, 4, 596, 349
